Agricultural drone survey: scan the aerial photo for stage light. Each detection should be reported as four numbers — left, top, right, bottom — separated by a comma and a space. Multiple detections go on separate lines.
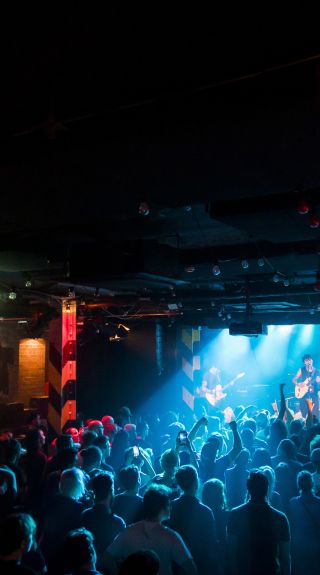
278, 325, 293, 334
283, 278, 290, 287
297, 199, 310, 214
212, 264, 221, 276
258, 258, 265, 267
185, 265, 195, 273
139, 201, 150, 216
25, 279, 32, 288
8, 289, 16, 300
118, 323, 130, 332
273, 273, 280, 283
241, 259, 249, 269
309, 214, 320, 228
109, 334, 121, 342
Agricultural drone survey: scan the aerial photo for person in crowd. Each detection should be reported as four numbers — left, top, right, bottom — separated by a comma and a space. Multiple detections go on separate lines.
227, 469, 291, 575
251, 447, 272, 469
225, 448, 250, 509
168, 464, 219, 575
119, 550, 160, 575
20, 429, 47, 516
259, 465, 283, 510
149, 448, 180, 499
310, 447, 320, 494
267, 419, 288, 456
115, 407, 132, 429
102, 485, 197, 575
109, 429, 130, 473
87, 420, 104, 437
80, 430, 98, 449
43, 447, 78, 505
289, 470, 320, 575
135, 419, 151, 450
112, 465, 144, 524
0, 513, 37, 575
46, 434, 74, 475
241, 418, 268, 451
202, 478, 228, 570
1, 438, 26, 501
63, 528, 102, 575
80, 471, 125, 565
93, 435, 114, 473
41, 467, 86, 571
79, 446, 102, 479
199, 420, 242, 483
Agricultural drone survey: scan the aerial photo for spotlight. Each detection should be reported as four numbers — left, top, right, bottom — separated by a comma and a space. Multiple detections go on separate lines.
297, 199, 310, 215
257, 258, 265, 267
139, 201, 150, 216
283, 278, 290, 287
25, 280, 32, 288
241, 259, 249, 269
212, 264, 221, 276
273, 273, 280, 283
185, 265, 195, 273
8, 289, 16, 301
310, 214, 320, 228
109, 334, 121, 342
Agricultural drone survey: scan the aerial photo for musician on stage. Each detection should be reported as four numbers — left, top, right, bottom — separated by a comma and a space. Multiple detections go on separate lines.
202, 366, 222, 392
292, 354, 320, 417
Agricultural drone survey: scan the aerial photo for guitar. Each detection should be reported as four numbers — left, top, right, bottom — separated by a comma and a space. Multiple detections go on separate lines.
205, 372, 245, 406
295, 376, 315, 399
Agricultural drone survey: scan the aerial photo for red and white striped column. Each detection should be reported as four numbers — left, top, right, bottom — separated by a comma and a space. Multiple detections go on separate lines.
48, 300, 77, 434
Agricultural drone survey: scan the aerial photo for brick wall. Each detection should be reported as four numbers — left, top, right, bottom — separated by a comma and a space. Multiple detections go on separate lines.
18, 338, 46, 407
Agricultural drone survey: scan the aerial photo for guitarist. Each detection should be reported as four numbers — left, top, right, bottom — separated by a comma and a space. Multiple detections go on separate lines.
292, 354, 320, 417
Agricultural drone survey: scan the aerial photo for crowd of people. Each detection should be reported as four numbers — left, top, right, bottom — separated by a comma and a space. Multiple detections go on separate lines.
1, 386, 320, 575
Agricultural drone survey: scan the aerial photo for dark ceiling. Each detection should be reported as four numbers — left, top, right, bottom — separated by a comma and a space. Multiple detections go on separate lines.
1, 17, 320, 329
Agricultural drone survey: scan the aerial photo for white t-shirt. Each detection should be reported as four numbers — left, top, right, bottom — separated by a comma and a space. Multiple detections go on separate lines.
107, 520, 192, 575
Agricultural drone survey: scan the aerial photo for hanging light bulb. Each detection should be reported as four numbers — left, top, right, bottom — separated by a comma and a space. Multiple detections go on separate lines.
8, 289, 16, 300
212, 264, 221, 276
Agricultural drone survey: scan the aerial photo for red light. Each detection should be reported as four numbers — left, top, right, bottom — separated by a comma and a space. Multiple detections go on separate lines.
310, 214, 320, 228
297, 200, 310, 214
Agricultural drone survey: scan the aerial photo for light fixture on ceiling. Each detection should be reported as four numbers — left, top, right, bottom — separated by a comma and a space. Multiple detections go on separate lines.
139, 201, 150, 216
257, 258, 265, 267
309, 214, 320, 228
68, 287, 75, 298
8, 288, 17, 301
25, 279, 32, 288
297, 199, 310, 215
283, 278, 290, 287
272, 273, 280, 283
212, 264, 221, 276
241, 259, 249, 269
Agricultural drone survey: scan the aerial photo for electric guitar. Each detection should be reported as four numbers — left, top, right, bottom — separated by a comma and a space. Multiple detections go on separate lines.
295, 376, 315, 399
204, 372, 245, 406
